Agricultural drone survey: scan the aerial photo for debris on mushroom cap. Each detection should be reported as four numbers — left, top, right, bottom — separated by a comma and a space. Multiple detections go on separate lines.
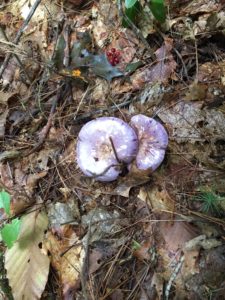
76, 117, 138, 182
130, 114, 168, 171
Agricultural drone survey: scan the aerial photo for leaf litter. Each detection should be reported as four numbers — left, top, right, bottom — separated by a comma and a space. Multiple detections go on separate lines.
0, 0, 225, 299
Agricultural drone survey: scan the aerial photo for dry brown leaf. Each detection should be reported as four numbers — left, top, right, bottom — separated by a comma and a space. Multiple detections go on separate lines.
133, 240, 152, 261
142, 186, 175, 212
181, 0, 221, 15
89, 249, 103, 274
0, 109, 8, 138
5, 210, 50, 300
184, 80, 207, 101
0, 91, 16, 105
131, 38, 177, 90
159, 215, 199, 252
1, 58, 18, 86
197, 60, 225, 83
44, 226, 84, 297
113, 170, 150, 197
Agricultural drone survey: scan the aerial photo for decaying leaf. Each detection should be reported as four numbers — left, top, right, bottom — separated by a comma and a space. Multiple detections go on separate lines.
44, 226, 84, 297
0, 109, 8, 138
133, 240, 152, 261
113, 170, 150, 197
82, 208, 121, 242
131, 38, 177, 90
89, 53, 123, 81
141, 186, 175, 212
181, 0, 221, 16
0, 91, 16, 105
5, 210, 50, 300
158, 101, 225, 143
184, 80, 207, 101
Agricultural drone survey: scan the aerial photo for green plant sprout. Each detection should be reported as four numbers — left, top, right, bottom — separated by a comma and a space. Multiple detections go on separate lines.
195, 187, 225, 216
132, 239, 141, 251
124, 0, 166, 24
0, 190, 21, 248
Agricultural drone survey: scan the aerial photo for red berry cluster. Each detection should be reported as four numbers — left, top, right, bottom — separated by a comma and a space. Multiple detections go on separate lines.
106, 48, 121, 66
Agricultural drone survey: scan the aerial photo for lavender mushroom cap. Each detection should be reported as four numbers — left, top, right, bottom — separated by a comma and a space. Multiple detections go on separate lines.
76, 117, 138, 182
130, 114, 168, 171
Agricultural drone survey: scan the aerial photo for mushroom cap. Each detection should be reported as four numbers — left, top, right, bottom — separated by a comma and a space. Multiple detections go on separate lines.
130, 114, 168, 171
76, 117, 138, 182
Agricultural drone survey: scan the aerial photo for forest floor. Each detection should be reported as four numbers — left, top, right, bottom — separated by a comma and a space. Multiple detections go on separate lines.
0, 0, 225, 299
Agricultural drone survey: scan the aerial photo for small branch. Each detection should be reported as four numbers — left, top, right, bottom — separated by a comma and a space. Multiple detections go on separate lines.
0, 0, 42, 78
80, 216, 94, 300
63, 24, 71, 68
0, 27, 32, 83
25, 82, 65, 156
165, 254, 184, 300
74, 98, 133, 122
109, 137, 121, 163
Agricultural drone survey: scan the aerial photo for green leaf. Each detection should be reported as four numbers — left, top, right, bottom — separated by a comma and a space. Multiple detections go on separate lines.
123, 1, 141, 27
1, 218, 21, 248
53, 35, 66, 70
0, 190, 11, 216
125, 61, 143, 73
132, 240, 141, 251
149, 0, 166, 23
125, 0, 138, 9
90, 54, 123, 81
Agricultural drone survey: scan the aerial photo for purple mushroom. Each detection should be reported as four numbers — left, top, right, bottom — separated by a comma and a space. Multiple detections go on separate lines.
76, 117, 138, 182
130, 114, 168, 171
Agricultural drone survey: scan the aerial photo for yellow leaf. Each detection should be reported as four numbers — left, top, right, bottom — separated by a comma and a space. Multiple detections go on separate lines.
5, 210, 50, 300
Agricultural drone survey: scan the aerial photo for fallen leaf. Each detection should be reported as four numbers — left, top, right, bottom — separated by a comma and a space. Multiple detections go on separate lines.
0, 91, 16, 105
143, 186, 175, 212
184, 80, 207, 101
88, 249, 103, 274
181, 0, 221, 15
133, 240, 152, 261
113, 169, 150, 197
5, 210, 50, 300
131, 38, 177, 90
44, 227, 84, 298
159, 215, 199, 252
0, 109, 8, 138
88, 53, 123, 81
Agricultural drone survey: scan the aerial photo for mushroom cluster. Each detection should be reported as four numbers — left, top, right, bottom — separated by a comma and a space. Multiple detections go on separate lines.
76, 114, 168, 182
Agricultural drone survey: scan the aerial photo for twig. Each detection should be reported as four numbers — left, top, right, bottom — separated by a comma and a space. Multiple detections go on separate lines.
81, 213, 95, 300
73, 86, 91, 120
74, 98, 133, 122
117, 0, 155, 60
0, 0, 42, 78
0, 27, 32, 83
109, 137, 121, 163
63, 24, 71, 68
25, 81, 65, 156
165, 254, 184, 300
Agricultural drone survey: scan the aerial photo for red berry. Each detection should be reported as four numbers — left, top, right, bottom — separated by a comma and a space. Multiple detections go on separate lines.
114, 58, 119, 64
115, 50, 120, 57
111, 48, 116, 53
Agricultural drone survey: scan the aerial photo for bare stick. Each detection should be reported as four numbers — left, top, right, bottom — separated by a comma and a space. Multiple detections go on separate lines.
0, 0, 42, 78
165, 254, 184, 300
109, 137, 121, 163
0, 27, 32, 83
63, 24, 71, 68
25, 82, 64, 156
